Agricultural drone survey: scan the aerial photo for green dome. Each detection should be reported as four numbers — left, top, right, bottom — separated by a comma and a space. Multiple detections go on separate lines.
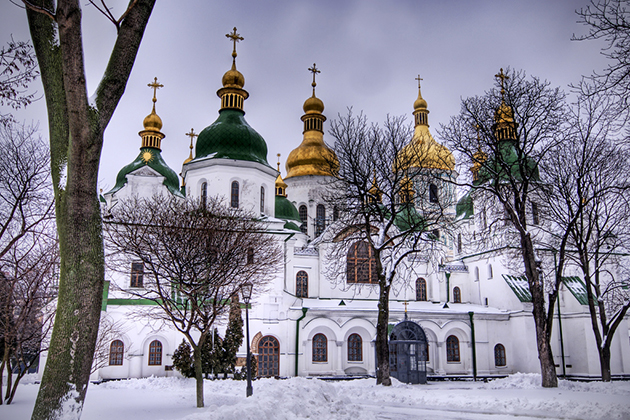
275, 195, 301, 222
456, 191, 474, 220
107, 147, 183, 197
477, 142, 539, 185
392, 203, 425, 232
195, 109, 270, 166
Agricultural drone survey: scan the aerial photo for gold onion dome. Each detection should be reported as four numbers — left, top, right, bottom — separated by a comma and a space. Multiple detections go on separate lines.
398, 78, 455, 171
222, 63, 245, 89
143, 109, 163, 132
285, 64, 338, 179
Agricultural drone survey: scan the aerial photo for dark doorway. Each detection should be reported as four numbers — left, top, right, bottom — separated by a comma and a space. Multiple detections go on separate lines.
389, 321, 428, 384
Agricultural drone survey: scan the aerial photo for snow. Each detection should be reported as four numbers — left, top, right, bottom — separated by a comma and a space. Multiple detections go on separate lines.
2, 373, 629, 420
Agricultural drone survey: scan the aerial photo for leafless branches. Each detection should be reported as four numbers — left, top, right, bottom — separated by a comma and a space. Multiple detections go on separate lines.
0, 38, 38, 126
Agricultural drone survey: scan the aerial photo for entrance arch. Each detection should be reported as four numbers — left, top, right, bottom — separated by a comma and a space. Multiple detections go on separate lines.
258, 336, 280, 377
389, 321, 428, 384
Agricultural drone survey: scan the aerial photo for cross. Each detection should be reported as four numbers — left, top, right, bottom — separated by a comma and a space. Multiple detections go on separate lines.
148, 77, 163, 105
185, 128, 197, 150
495, 68, 508, 91
415, 74, 423, 89
277, 153, 281, 171
226, 27, 244, 59
403, 300, 409, 312
308, 63, 320, 92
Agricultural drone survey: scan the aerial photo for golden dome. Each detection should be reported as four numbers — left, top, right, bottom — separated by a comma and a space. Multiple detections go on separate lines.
143, 109, 163, 132
222, 63, 245, 89
398, 125, 455, 171
495, 100, 514, 123
413, 86, 428, 111
285, 133, 338, 178
303, 94, 324, 114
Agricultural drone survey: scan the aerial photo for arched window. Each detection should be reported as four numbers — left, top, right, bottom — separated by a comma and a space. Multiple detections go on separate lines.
474, 266, 480, 281
333, 206, 339, 221
429, 183, 438, 203
260, 186, 265, 213
446, 335, 460, 362
258, 336, 280, 377
296, 270, 308, 298
348, 333, 362, 362
346, 241, 377, 284
532, 202, 539, 225
109, 340, 124, 366
416, 278, 427, 301
457, 233, 462, 254
488, 264, 493, 279
230, 181, 239, 208
313, 333, 327, 362
299, 205, 308, 234
494, 343, 506, 367
315, 204, 326, 236
247, 248, 254, 264
148, 340, 162, 365
453, 286, 461, 303
130, 262, 143, 288
201, 182, 208, 208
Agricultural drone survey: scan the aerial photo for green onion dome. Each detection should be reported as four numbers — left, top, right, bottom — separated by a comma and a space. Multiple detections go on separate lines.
455, 191, 474, 220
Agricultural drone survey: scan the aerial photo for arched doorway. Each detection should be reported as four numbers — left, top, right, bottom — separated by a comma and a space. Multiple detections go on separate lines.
389, 321, 428, 384
257, 336, 279, 377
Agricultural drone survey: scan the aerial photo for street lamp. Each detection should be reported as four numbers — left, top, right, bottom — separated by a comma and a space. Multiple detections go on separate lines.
241, 282, 253, 397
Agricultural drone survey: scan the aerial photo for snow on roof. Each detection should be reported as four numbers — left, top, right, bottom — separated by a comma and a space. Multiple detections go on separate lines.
562, 276, 589, 305
503, 274, 532, 302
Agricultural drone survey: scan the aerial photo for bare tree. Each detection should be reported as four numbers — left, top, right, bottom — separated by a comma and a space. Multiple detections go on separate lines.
90, 315, 126, 375
0, 122, 57, 404
323, 111, 454, 386
543, 86, 630, 381
440, 68, 569, 388
22, 1, 156, 418
0, 38, 38, 126
104, 196, 280, 408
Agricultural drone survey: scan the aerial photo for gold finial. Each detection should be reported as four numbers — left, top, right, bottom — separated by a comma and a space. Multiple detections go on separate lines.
148, 77, 163, 111
403, 300, 409, 313
495, 68, 508, 97
185, 128, 197, 162
415, 74, 423, 89
277, 153, 281, 172
226, 27, 244, 64
308, 63, 320, 95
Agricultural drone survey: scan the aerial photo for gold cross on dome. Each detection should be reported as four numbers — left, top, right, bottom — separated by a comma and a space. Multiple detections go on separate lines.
308, 63, 320, 91
495, 68, 508, 90
403, 300, 409, 313
147, 77, 163, 104
415, 75, 423, 89
226, 27, 244, 59
185, 128, 197, 155
277, 153, 281, 171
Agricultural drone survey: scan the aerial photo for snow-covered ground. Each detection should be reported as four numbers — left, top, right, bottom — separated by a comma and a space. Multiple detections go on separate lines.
2, 373, 630, 420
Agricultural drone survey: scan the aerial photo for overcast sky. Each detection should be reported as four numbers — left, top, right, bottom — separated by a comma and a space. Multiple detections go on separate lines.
1, 0, 609, 192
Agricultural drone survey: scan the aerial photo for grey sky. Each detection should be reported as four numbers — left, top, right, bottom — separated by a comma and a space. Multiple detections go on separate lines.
1, 0, 608, 191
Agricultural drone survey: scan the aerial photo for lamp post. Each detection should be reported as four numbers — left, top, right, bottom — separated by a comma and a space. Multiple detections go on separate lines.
241, 282, 253, 397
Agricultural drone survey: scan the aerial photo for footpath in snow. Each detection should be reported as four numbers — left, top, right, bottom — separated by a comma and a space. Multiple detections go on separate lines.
2, 373, 629, 420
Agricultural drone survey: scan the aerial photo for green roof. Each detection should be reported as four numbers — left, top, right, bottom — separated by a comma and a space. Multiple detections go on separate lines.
562, 276, 588, 305
107, 147, 183, 197
284, 221, 301, 231
477, 142, 539, 185
275, 195, 301, 222
195, 109, 270, 166
503, 274, 532, 302
456, 191, 474, 220
392, 203, 425, 232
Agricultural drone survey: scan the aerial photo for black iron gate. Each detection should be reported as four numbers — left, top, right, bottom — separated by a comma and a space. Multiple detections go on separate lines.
389, 320, 428, 384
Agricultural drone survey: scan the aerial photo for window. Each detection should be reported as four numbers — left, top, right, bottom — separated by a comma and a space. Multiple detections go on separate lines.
247, 248, 254, 264
474, 266, 480, 281
109, 340, 124, 366
258, 336, 280, 377
230, 181, 239, 208
429, 183, 438, 203
346, 241, 377, 284
296, 270, 308, 298
299, 205, 308, 234
201, 182, 208, 208
494, 343, 506, 367
148, 340, 162, 365
260, 186, 265, 213
333, 206, 339, 221
312, 333, 327, 362
453, 286, 461, 303
488, 264, 493, 279
348, 333, 362, 362
446, 335, 460, 362
416, 278, 427, 301
532, 202, 539, 225
130, 262, 144, 288
457, 233, 462, 254
315, 204, 326, 236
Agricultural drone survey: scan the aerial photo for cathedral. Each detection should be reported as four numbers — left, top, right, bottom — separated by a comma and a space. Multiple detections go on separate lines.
54, 30, 630, 382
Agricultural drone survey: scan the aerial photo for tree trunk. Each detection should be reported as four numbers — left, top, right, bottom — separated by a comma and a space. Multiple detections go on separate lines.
521, 233, 558, 388
600, 345, 612, 382
192, 343, 204, 408
375, 282, 391, 386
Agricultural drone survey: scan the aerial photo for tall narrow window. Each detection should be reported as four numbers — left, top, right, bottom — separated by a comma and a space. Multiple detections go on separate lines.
148, 340, 162, 365
494, 343, 506, 367
312, 333, 327, 362
488, 264, 493, 279
109, 340, 124, 366
453, 286, 462, 303
446, 335, 460, 362
348, 333, 362, 361
532, 202, 539, 225
260, 186, 265, 213
333, 206, 339, 221
247, 248, 254, 264
130, 262, 144, 288
315, 204, 326, 237
296, 270, 308, 298
258, 336, 280, 377
429, 183, 439, 203
347, 241, 377, 284
201, 182, 208, 209
230, 181, 239, 208
457, 233, 462, 254
416, 278, 427, 301
299, 205, 308, 234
